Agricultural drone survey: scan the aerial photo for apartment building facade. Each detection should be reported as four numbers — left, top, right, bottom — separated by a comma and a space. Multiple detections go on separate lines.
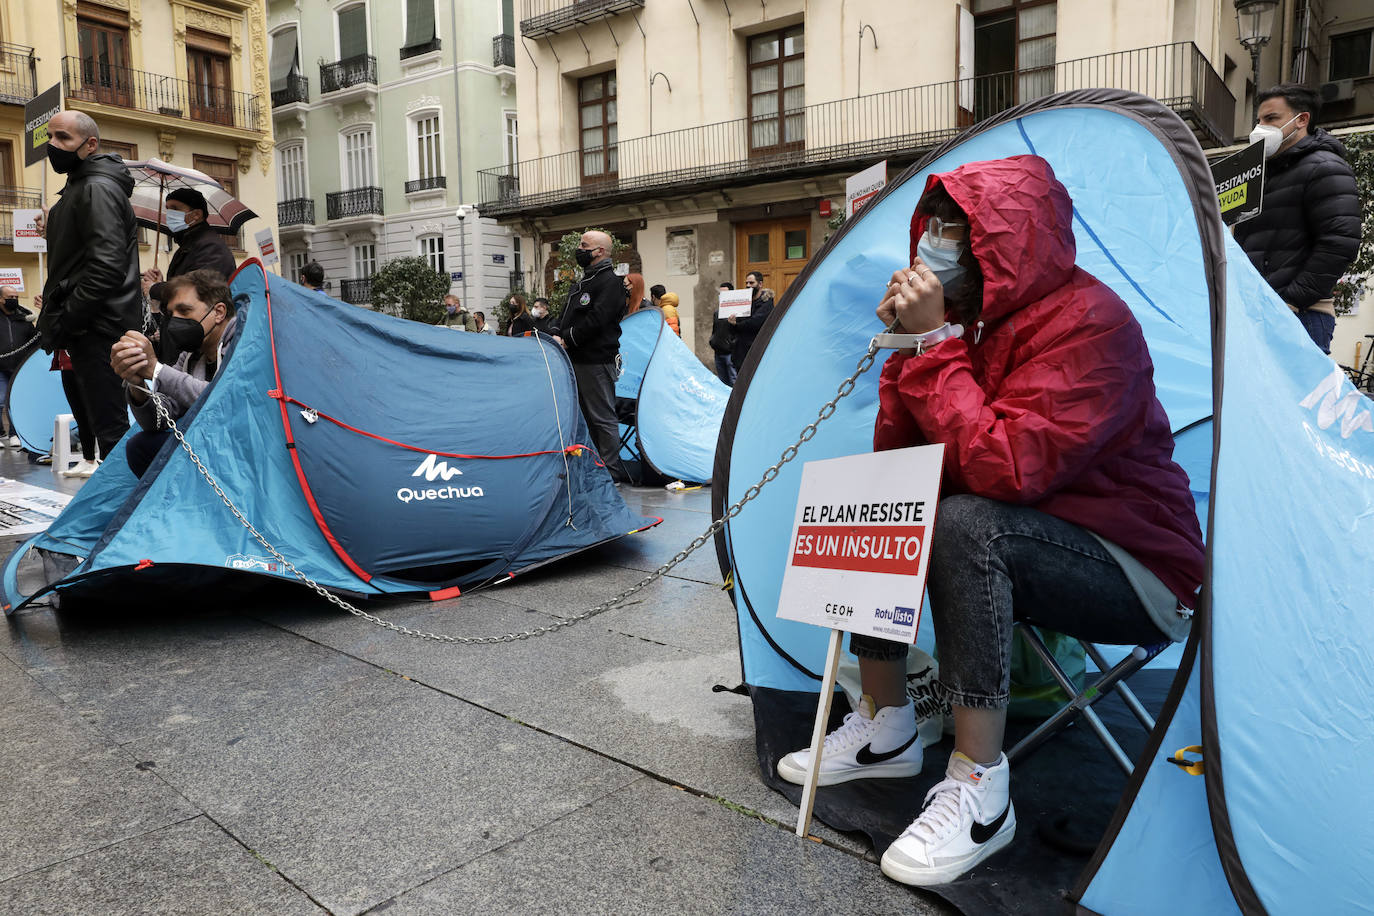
481, 0, 1373, 365
0, 0, 278, 303
267, 0, 519, 312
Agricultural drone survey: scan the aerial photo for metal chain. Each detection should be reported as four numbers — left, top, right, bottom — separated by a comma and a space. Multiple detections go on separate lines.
0, 336, 39, 360
150, 337, 883, 644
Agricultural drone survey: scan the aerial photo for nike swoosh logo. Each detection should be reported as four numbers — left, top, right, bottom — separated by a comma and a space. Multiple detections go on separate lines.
853, 731, 919, 766
968, 803, 1011, 844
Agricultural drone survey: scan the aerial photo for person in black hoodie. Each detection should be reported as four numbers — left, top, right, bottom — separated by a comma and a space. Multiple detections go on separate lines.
728, 270, 775, 372
1233, 84, 1360, 355
141, 187, 236, 340
555, 230, 630, 483
36, 111, 141, 468
0, 287, 37, 445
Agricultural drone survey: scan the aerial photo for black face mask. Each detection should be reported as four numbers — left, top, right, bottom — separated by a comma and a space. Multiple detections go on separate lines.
161, 314, 208, 362
2, 297, 17, 312
47, 144, 83, 174
574, 248, 595, 268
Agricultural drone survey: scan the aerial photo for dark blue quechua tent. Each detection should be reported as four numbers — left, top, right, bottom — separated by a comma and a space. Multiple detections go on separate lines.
2, 262, 659, 612
616, 307, 731, 484
714, 90, 1373, 913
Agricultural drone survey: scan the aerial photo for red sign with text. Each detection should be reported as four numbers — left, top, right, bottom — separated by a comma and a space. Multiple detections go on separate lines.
789, 524, 926, 575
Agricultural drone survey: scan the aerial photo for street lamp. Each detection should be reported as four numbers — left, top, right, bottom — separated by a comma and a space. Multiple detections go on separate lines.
1234, 0, 1279, 122
455, 205, 471, 308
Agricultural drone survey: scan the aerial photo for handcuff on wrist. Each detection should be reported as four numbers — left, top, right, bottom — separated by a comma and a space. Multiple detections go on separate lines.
871, 322, 964, 354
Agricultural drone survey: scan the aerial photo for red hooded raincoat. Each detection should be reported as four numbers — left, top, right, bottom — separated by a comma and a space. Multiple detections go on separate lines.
873, 155, 1205, 606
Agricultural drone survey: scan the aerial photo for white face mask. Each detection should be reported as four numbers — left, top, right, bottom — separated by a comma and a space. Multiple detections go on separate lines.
917, 230, 968, 298
1249, 113, 1301, 159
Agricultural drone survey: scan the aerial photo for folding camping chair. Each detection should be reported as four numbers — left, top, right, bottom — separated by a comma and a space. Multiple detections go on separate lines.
616, 396, 641, 465
1006, 622, 1172, 775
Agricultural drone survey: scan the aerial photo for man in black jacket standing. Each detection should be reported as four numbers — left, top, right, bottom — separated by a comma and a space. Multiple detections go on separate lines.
1234, 84, 1360, 354
36, 110, 141, 466
141, 187, 237, 341
557, 230, 630, 484
728, 270, 775, 373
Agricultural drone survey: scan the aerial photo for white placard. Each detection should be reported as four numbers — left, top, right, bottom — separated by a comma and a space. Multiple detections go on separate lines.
11, 210, 45, 253
0, 268, 24, 291
255, 227, 279, 266
777, 444, 945, 645
718, 288, 753, 319
0, 477, 71, 535
845, 160, 888, 218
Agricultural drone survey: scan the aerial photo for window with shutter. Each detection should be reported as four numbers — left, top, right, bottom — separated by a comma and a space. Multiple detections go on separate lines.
338, 4, 368, 61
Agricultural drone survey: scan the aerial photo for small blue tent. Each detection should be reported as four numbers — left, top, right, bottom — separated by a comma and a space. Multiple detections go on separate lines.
6, 346, 74, 456
2, 262, 659, 612
713, 90, 1374, 913
616, 307, 730, 483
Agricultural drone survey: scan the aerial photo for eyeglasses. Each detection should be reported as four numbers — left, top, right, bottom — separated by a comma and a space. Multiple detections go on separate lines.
924, 216, 968, 251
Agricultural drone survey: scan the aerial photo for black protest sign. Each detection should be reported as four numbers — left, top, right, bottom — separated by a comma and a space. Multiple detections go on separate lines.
24, 84, 62, 167
1211, 140, 1265, 226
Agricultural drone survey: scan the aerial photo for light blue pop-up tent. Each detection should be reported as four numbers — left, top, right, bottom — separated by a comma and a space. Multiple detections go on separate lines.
616, 307, 730, 483
713, 89, 1374, 913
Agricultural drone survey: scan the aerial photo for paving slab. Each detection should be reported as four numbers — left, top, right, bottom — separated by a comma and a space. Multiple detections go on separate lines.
126, 668, 641, 916
4, 607, 378, 746
0, 816, 326, 916
486, 561, 739, 656
251, 593, 696, 711
370, 776, 951, 915
506, 645, 870, 852
0, 657, 198, 883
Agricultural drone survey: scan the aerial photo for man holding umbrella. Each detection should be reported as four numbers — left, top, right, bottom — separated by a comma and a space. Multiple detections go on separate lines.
35, 110, 140, 470
140, 188, 237, 336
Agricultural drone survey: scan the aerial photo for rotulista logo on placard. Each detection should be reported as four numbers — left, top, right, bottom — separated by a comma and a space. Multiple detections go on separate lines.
396, 454, 486, 504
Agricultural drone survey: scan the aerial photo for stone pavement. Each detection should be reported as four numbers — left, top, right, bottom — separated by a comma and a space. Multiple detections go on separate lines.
0, 450, 956, 915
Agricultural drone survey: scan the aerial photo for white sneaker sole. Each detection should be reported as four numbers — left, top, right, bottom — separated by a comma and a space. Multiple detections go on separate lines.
879, 816, 1017, 886
776, 752, 923, 787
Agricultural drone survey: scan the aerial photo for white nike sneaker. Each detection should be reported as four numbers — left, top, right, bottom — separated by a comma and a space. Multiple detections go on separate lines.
777, 697, 923, 786
880, 751, 1016, 886
62, 458, 98, 478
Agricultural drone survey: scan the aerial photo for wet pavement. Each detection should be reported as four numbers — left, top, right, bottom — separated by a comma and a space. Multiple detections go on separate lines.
0, 446, 954, 915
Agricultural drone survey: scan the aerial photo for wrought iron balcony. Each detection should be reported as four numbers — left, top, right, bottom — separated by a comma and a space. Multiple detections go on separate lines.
278, 197, 315, 227
320, 55, 377, 94
272, 74, 309, 107
326, 187, 384, 220
493, 34, 515, 68
478, 42, 1234, 218
519, 0, 644, 39
0, 43, 36, 105
341, 278, 373, 304
404, 176, 447, 194
62, 56, 261, 131
401, 38, 441, 60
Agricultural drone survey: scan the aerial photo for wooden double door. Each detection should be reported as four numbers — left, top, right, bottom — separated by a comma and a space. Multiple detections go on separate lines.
734, 217, 810, 301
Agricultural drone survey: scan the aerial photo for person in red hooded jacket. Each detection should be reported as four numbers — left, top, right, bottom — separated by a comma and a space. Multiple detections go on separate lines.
777, 155, 1205, 886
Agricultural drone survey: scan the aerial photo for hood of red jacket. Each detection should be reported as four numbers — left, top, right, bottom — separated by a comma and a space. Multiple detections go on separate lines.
910, 155, 1078, 325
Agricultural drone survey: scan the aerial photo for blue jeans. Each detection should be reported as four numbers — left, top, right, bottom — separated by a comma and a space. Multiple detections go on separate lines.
0, 369, 10, 434
850, 495, 1166, 709
1296, 309, 1336, 355
714, 352, 736, 386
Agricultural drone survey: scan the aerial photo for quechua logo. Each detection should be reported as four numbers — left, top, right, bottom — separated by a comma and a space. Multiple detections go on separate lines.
397, 454, 485, 503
